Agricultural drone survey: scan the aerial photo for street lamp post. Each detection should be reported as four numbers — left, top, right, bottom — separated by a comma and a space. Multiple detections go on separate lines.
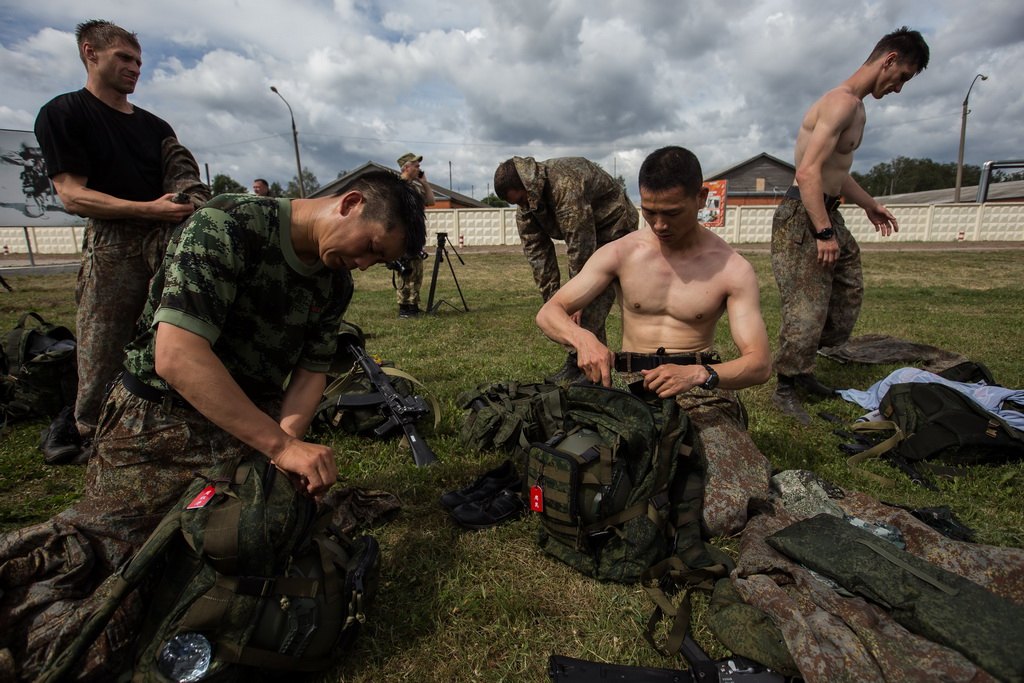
954, 73, 988, 203
270, 86, 305, 198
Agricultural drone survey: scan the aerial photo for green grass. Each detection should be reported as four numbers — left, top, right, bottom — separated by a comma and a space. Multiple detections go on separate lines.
2, 248, 1023, 681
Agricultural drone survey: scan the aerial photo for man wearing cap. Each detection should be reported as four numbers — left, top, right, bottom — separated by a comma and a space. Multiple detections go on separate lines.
395, 152, 435, 317
494, 156, 638, 383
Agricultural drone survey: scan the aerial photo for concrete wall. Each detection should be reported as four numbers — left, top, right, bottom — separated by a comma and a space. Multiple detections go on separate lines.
3, 203, 1023, 254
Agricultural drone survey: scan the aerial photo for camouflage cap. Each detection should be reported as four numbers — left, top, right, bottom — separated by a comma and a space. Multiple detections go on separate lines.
397, 152, 422, 167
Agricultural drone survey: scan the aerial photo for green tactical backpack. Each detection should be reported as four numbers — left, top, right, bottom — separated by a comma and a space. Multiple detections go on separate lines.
457, 381, 566, 456
39, 455, 379, 683
525, 384, 730, 584
848, 380, 1024, 486
1, 311, 77, 424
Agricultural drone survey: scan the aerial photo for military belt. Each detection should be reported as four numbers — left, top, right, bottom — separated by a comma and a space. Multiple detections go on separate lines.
784, 185, 841, 213
121, 372, 193, 410
615, 350, 720, 372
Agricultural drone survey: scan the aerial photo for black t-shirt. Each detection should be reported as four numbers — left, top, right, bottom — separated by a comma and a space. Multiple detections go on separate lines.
34, 88, 175, 202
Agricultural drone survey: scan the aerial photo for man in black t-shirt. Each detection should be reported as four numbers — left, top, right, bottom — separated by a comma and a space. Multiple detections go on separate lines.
34, 20, 206, 461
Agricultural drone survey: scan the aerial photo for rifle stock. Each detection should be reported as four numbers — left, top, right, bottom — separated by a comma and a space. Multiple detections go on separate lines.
348, 344, 437, 467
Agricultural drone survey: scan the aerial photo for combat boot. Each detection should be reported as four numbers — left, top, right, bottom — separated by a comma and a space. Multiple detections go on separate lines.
771, 377, 811, 425
38, 405, 82, 465
398, 304, 421, 318
792, 373, 836, 397
545, 352, 583, 384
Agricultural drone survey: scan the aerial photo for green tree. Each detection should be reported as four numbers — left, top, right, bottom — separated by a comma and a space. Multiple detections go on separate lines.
851, 157, 982, 196
481, 193, 509, 208
269, 181, 285, 197
211, 173, 246, 196
285, 167, 320, 198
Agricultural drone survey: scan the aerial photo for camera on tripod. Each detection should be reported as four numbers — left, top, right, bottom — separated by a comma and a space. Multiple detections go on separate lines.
385, 259, 411, 276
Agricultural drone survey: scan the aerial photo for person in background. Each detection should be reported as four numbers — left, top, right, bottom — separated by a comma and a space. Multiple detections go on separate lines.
394, 152, 436, 317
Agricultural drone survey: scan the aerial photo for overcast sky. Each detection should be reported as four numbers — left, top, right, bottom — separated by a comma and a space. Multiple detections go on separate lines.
1, 0, 1021, 200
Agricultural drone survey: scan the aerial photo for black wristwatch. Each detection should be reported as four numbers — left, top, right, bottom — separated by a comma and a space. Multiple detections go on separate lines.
813, 226, 836, 241
700, 364, 720, 390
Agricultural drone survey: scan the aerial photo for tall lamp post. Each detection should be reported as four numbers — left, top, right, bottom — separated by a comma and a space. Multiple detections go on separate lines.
270, 86, 305, 198
954, 73, 987, 203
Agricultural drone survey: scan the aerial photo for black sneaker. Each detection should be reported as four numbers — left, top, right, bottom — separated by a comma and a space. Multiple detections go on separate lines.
39, 406, 82, 465
398, 304, 422, 319
449, 488, 527, 530
440, 460, 521, 510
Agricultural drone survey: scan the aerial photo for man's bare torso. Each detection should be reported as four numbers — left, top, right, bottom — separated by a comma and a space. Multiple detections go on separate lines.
794, 87, 866, 195
614, 229, 737, 353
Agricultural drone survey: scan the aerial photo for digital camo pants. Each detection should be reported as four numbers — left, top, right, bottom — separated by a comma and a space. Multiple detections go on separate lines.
771, 198, 863, 377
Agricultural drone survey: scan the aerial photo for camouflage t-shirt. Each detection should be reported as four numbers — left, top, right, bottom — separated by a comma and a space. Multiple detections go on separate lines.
124, 195, 353, 396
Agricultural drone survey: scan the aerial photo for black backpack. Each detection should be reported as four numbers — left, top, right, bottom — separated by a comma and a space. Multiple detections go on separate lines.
848, 364, 1024, 486
1, 312, 77, 424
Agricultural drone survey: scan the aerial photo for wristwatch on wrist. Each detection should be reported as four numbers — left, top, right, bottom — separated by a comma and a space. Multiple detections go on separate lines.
700, 364, 720, 390
813, 226, 836, 241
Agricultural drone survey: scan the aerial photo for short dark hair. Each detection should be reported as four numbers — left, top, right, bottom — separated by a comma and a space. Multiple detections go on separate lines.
75, 20, 140, 65
253, 178, 268, 185
348, 170, 426, 258
638, 146, 703, 196
493, 159, 524, 201
867, 26, 930, 73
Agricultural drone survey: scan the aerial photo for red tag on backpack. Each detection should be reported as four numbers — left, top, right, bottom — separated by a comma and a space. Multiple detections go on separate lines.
186, 485, 216, 510
529, 485, 544, 513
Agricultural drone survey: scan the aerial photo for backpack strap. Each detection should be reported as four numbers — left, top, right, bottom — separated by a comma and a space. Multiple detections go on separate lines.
846, 420, 904, 486
641, 558, 731, 656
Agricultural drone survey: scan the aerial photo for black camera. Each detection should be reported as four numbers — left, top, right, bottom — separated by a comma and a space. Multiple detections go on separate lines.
385, 259, 411, 276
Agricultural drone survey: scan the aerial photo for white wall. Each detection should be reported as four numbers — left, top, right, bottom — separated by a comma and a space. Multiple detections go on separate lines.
2, 203, 1023, 254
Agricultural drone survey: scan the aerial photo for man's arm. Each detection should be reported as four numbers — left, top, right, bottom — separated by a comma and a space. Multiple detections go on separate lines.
416, 175, 436, 207
840, 174, 899, 237
536, 243, 620, 386
280, 367, 328, 439
52, 172, 195, 223
154, 323, 337, 496
518, 215, 561, 301
641, 258, 771, 398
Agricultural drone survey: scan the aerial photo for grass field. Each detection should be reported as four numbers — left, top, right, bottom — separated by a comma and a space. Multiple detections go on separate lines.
1, 246, 1023, 682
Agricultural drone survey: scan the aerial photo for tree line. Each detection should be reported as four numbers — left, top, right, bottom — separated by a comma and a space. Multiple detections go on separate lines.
211, 168, 321, 198
851, 157, 1024, 197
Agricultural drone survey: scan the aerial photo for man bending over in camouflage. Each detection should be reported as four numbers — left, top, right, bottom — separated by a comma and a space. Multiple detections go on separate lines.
536, 146, 772, 538
494, 156, 637, 383
0, 171, 426, 681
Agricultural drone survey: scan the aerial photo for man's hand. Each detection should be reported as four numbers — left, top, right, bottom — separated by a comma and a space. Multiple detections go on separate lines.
816, 234, 840, 267
270, 438, 339, 497
575, 339, 615, 387
864, 203, 899, 237
148, 193, 195, 223
641, 365, 706, 398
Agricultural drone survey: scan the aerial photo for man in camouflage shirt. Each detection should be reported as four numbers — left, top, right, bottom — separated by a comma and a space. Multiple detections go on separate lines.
0, 171, 425, 681
395, 152, 436, 318
536, 147, 772, 537
494, 156, 637, 382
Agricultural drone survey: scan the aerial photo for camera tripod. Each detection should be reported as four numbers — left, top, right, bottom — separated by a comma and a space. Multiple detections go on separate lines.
425, 232, 468, 314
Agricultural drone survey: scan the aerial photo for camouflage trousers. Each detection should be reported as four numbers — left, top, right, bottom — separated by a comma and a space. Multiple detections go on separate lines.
771, 198, 863, 377
73, 138, 210, 441
396, 256, 424, 306
729, 479, 1024, 682
618, 370, 771, 537
0, 380, 265, 682
579, 282, 615, 346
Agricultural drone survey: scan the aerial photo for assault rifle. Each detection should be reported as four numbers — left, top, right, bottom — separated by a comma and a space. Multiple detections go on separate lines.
548, 635, 785, 683
347, 343, 437, 467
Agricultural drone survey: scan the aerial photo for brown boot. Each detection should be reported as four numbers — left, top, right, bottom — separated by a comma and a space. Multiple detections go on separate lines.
771, 379, 811, 425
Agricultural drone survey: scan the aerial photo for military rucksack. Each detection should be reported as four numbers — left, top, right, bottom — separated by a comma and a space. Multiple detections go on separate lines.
524, 385, 731, 581
39, 455, 379, 683
848, 368, 1024, 486
456, 381, 566, 457
1, 311, 77, 424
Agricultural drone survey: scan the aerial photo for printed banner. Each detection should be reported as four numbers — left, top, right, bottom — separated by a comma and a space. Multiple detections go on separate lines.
0, 128, 83, 227
700, 179, 727, 228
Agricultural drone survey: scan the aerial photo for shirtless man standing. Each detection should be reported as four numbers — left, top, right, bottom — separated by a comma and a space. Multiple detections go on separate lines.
770, 27, 930, 424
536, 146, 772, 536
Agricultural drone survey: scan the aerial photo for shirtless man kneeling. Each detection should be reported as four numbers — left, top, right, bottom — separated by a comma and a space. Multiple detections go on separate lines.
535, 145, 772, 536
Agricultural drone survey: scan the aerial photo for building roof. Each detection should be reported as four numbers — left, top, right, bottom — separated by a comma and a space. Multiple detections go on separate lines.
310, 161, 489, 207
705, 152, 794, 181
874, 179, 1024, 204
